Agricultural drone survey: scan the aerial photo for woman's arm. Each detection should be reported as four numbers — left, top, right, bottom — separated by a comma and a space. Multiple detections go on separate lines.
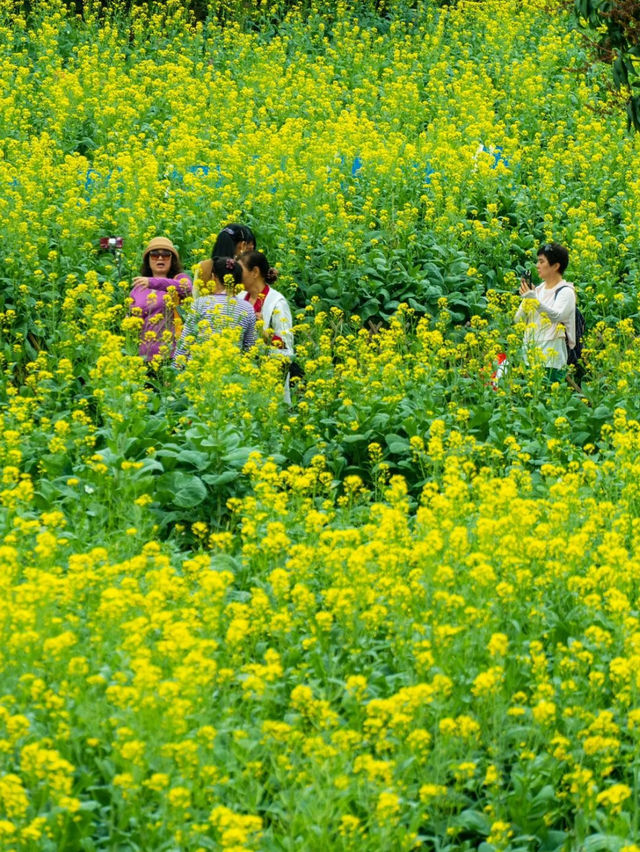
533, 287, 575, 324
147, 272, 193, 298
515, 280, 541, 323
243, 311, 257, 351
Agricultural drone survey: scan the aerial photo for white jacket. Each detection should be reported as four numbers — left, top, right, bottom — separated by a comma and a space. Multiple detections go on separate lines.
238, 287, 294, 357
515, 280, 576, 369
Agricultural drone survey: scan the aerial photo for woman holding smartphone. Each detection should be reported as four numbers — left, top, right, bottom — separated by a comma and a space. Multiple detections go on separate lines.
514, 242, 576, 382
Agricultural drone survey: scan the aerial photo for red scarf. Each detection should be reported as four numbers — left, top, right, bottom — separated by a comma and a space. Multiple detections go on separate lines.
245, 285, 270, 314
245, 285, 284, 348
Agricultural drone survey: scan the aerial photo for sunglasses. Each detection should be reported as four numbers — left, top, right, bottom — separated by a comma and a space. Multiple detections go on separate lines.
149, 249, 173, 259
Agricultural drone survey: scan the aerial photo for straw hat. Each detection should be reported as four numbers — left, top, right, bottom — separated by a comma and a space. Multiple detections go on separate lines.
143, 236, 180, 262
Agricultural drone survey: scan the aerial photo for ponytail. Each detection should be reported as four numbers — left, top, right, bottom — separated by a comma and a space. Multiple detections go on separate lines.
212, 256, 243, 287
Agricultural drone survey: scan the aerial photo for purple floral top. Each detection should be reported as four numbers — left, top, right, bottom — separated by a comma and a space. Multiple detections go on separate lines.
129, 273, 192, 361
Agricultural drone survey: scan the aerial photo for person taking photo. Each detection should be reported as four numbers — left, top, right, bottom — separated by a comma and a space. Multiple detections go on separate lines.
515, 242, 576, 383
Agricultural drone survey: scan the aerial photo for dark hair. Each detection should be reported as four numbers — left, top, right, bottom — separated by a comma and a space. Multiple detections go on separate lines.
239, 250, 278, 284
537, 242, 569, 275
140, 251, 183, 278
211, 223, 256, 259
212, 256, 243, 287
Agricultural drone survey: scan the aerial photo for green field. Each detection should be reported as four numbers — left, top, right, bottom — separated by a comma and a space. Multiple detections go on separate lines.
2, 0, 640, 849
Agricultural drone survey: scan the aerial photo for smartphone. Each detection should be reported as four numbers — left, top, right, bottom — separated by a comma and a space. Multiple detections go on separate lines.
516, 269, 533, 293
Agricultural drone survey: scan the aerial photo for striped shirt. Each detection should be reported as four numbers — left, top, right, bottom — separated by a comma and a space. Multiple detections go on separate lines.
173, 293, 257, 362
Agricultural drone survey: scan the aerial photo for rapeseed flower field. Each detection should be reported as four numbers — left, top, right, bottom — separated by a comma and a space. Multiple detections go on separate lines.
2, 0, 640, 848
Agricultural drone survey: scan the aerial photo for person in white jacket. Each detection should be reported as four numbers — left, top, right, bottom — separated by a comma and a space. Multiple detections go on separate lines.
237, 250, 295, 400
515, 242, 575, 382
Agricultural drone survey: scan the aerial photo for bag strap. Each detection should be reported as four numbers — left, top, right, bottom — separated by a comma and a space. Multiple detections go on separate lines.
553, 284, 576, 302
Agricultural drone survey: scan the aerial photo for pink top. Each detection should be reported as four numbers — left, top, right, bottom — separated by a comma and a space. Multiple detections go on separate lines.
129, 273, 192, 361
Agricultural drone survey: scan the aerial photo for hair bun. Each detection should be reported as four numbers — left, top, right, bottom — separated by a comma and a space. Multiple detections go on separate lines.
266, 267, 279, 283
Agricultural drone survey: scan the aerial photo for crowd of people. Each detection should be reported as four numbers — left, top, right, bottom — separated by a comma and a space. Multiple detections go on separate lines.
128, 225, 295, 392
128, 228, 581, 392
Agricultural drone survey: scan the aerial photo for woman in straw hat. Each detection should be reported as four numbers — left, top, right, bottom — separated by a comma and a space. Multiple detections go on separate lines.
129, 236, 193, 362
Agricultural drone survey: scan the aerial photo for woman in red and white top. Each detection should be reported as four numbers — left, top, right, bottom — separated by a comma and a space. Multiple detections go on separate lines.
237, 251, 294, 358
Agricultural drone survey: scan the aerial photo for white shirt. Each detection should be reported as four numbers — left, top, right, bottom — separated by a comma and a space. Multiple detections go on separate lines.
514, 280, 576, 369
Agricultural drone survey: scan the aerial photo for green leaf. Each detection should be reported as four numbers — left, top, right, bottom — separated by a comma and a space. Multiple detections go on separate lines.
452, 809, 490, 835
385, 433, 410, 453
139, 458, 164, 474
342, 433, 370, 444
592, 404, 611, 420
176, 449, 211, 468
157, 470, 208, 507
581, 835, 627, 852
202, 470, 240, 486
210, 553, 240, 574
540, 830, 569, 852
470, 406, 492, 428
152, 444, 182, 458
223, 447, 258, 466
359, 298, 381, 322
423, 262, 444, 285
174, 477, 208, 508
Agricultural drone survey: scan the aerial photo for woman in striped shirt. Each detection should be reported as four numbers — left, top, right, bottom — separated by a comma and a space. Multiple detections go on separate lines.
173, 257, 256, 365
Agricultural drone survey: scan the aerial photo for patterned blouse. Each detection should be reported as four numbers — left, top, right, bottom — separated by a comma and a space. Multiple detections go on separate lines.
173, 293, 257, 362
